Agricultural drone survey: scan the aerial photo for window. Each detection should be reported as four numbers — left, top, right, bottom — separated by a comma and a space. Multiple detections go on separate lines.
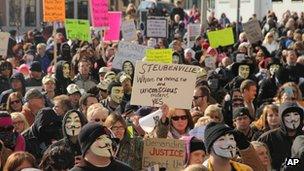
78, 0, 88, 19
9, 0, 21, 26
0, 0, 6, 26
25, 0, 36, 26
66, 0, 74, 18
272, 0, 283, 2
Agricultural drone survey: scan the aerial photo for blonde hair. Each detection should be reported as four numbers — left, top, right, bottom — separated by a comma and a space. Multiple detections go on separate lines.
86, 103, 109, 124
204, 104, 223, 123
10, 112, 29, 132
195, 116, 213, 127
263, 32, 274, 44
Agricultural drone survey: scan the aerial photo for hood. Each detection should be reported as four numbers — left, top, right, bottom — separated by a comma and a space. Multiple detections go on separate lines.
55, 60, 69, 82
10, 72, 26, 95
279, 102, 304, 135
31, 107, 62, 144
60, 42, 71, 61
62, 110, 87, 141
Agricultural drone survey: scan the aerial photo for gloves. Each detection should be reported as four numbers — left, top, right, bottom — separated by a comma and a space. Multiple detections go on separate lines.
233, 130, 250, 150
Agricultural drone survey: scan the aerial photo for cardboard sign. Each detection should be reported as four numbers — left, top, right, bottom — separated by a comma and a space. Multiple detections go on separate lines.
0, 32, 10, 56
139, 110, 162, 133
112, 42, 147, 69
147, 17, 168, 38
121, 20, 137, 42
104, 12, 122, 42
90, 0, 109, 28
146, 49, 173, 64
207, 27, 235, 48
188, 23, 201, 47
43, 0, 65, 22
243, 20, 263, 43
142, 138, 185, 170
130, 62, 199, 109
65, 19, 90, 41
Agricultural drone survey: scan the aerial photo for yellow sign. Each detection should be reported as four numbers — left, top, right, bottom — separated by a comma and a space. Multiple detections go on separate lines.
207, 27, 235, 48
43, 0, 65, 22
146, 49, 173, 63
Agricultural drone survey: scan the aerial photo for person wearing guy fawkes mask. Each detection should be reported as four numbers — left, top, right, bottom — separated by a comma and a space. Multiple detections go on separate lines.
101, 81, 124, 113
207, 70, 226, 103
258, 102, 304, 170
22, 107, 62, 162
47, 110, 87, 169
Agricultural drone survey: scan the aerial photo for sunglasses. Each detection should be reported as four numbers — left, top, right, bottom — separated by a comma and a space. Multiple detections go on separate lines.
94, 118, 106, 123
10, 100, 21, 105
193, 96, 204, 100
171, 115, 188, 121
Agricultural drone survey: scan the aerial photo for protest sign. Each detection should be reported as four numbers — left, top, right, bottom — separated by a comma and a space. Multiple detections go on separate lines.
139, 110, 163, 133
142, 138, 185, 170
43, 0, 65, 22
104, 12, 122, 42
0, 32, 10, 56
65, 19, 90, 41
207, 27, 234, 48
130, 62, 199, 109
189, 126, 206, 140
146, 49, 173, 64
90, 0, 109, 28
243, 20, 263, 43
112, 42, 147, 69
188, 24, 201, 47
121, 20, 137, 42
147, 17, 168, 38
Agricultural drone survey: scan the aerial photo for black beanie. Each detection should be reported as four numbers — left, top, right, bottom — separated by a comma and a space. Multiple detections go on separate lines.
204, 122, 233, 153
233, 107, 252, 120
78, 122, 112, 156
190, 138, 206, 153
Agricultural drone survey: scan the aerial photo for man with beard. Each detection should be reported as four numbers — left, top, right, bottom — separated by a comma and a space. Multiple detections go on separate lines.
258, 102, 304, 170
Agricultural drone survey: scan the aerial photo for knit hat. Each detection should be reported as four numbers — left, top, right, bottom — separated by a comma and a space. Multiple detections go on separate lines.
30, 61, 42, 72
204, 122, 233, 152
233, 107, 251, 120
78, 122, 114, 157
190, 138, 205, 153
279, 102, 303, 117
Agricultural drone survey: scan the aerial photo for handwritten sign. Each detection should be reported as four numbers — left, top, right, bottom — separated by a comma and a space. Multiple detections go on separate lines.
104, 12, 122, 42
90, 0, 109, 28
142, 138, 185, 170
112, 42, 147, 69
130, 62, 199, 109
121, 20, 137, 42
188, 24, 201, 47
243, 20, 263, 43
146, 49, 173, 63
43, 0, 65, 22
65, 19, 90, 41
147, 17, 168, 38
207, 27, 235, 48
0, 32, 10, 56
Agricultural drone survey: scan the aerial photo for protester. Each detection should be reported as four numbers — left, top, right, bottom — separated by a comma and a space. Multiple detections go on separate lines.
66, 83, 82, 109
5, 92, 23, 113
10, 112, 29, 134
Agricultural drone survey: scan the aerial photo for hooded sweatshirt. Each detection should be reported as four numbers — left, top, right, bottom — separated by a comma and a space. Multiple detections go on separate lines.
55, 61, 73, 95
57, 42, 72, 63
0, 72, 26, 104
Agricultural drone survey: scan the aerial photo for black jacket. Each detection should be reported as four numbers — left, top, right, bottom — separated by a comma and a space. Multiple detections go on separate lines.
256, 76, 278, 106
0, 72, 26, 104
70, 159, 133, 171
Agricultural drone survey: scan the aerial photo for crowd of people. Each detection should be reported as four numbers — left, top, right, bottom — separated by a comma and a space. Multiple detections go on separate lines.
0, 0, 304, 171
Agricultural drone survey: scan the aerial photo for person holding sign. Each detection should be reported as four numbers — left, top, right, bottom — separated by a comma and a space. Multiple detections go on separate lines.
155, 104, 194, 139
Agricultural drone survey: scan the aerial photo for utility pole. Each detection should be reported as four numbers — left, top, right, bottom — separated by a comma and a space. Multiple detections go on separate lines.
201, 0, 208, 32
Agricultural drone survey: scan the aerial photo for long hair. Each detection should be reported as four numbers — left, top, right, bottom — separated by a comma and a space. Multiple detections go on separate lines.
3, 152, 36, 171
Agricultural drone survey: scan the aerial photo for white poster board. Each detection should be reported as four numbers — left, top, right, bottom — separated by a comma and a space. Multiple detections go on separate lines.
147, 17, 168, 38
121, 20, 137, 42
139, 110, 163, 133
242, 20, 263, 43
0, 32, 10, 56
188, 24, 201, 47
130, 61, 199, 109
112, 41, 147, 69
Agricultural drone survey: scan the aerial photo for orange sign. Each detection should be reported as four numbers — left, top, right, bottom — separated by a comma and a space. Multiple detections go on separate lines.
43, 0, 65, 22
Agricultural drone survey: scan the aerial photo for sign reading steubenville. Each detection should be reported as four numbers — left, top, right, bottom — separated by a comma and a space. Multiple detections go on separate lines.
142, 138, 185, 170
130, 62, 199, 109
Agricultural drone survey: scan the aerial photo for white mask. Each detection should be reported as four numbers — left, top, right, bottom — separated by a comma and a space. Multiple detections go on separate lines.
212, 134, 237, 159
111, 86, 124, 104
284, 112, 301, 130
65, 112, 82, 136
123, 62, 134, 76
238, 65, 250, 79
269, 64, 279, 76
90, 134, 114, 157
205, 56, 216, 69
62, 63, 70, 78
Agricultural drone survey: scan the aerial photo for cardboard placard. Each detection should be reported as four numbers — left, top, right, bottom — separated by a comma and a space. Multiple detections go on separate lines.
207, 27, 235, 48
142, 138, 185, 170
65, 19, 90, 41
147, 17, 168, 38
104, 12, 122, 42
188, 24, 201, 46
130, 62, 199, 109
43, 0, 65, 22
90, 0, 109, 28
243, 20, 263, 43
112, 42, 147, 69
0, 32, 10, 56
146, 49, 173, 64
121, 20, 137, 42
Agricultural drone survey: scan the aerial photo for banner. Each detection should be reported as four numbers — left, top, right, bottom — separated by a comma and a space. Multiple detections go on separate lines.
243, 20, 263, 43
0, 32, 10, 56
112, 42, 147, 69
90, 0, 109, 28
207, 27, 234, 48
142, 138, 185, 170
147, 17, 168, 38
104, 12, 122, 42
146, 49, 173, 64
65, 19, 90, 41
121, 20, 137, 42
43, 0, 65, 22
130, 62, 199, 109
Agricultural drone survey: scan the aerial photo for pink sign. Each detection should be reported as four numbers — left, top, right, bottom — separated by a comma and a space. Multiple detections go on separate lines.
90, 0, 109, 28
104, 12, 122, 42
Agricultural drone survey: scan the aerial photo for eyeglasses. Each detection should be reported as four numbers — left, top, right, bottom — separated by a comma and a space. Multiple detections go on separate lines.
171, 115, 188, 121
10, 99, 21, 105
193, 96, 204, 100
111, 126, 125, 131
